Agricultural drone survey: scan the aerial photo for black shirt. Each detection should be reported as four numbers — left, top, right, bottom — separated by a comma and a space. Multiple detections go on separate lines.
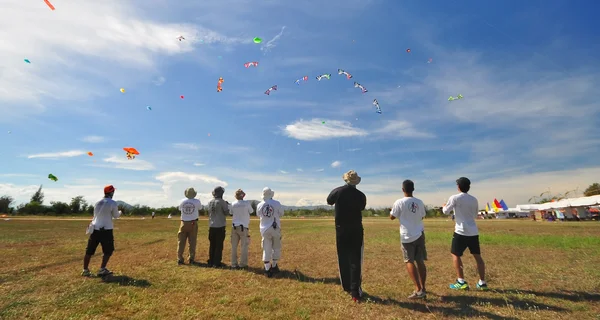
327, 184, 367, 226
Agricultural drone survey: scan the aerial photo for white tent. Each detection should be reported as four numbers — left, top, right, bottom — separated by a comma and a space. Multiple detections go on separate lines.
516, 195, 600, 219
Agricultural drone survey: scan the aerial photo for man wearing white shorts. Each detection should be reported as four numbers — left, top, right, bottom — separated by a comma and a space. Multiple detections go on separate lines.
390, 180, 427, 299
256, 187, 284, 278
230, 189, 253, 269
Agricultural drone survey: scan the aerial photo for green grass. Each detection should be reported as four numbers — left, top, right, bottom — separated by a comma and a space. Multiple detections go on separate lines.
1, 217, 599, 319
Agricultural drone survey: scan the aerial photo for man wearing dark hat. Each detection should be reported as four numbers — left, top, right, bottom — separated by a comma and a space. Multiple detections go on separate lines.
177, 187, 201, 265
326, 170, 367, 302
207, 186, 230, 267
442, 177, 488, 291
82, 185, 121, 277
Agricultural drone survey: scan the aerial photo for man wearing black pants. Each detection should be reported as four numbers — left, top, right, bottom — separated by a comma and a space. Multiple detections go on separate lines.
327, 170, 367, 302
207, 186, 230, 267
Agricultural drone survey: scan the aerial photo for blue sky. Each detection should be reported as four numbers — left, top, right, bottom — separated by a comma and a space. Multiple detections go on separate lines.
1, 0, 599, 208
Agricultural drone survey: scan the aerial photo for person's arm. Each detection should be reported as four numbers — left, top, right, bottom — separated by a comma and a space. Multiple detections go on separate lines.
326, 188, 338, 205
442, 197, 455, 215
112, 203, 121, 219
360, 193, 367, 211
222, 200, 230, 216
390, 202, 399, 221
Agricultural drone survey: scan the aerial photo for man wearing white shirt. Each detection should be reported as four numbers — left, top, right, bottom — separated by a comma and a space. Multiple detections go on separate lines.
390, 180, 427, 299
82, 185, 121, 277
230, 189, 253, 269
256, 187, 284, 278
442, 177, 487, 291
177, 187, 201, 265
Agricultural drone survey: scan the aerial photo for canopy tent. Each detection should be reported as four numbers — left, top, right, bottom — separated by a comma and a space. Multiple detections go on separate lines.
516, 195, 600, 219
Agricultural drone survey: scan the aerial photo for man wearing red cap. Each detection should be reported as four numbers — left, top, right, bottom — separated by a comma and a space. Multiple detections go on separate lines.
82, 185, 121, 277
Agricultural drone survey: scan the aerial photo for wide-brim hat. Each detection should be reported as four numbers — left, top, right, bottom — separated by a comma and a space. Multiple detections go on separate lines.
184, 187, 197, 199
343, 170, 361, 185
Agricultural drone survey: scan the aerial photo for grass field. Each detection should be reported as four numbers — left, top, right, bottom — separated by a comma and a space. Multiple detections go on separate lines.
1, 217, 599, 320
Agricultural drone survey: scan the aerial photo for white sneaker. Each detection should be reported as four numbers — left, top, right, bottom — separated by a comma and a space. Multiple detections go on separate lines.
81, 269, 92, 277
97, 268, 113, 276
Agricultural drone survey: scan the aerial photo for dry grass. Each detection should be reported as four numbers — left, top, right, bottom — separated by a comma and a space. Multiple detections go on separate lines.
1, 217, 599, 319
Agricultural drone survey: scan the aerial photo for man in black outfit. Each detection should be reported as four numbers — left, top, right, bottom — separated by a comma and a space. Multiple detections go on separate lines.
327, 170, 367, 302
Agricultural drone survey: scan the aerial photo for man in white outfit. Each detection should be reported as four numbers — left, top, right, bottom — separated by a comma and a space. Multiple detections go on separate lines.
256, 187, 284, 278
230, 189, 253, 269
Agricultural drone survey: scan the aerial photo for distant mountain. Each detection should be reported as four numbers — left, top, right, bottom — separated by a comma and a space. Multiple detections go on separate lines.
115, 200, 133, 209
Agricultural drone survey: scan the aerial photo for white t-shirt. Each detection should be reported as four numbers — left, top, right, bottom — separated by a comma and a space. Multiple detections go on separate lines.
231, 200, 253, 228
256, 199, 284, 235
443, 192, 479, 236
92, 198, 121, 230
179, 198, 201, 221
390, 197, 426, 243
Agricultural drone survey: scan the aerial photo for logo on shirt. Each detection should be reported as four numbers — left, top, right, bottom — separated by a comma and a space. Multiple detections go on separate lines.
181, 202, 196, 215
410, 202, 418, 213
261, 204, 274, 217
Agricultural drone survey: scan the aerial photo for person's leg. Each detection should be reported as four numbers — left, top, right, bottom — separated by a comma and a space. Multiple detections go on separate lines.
335, 226, 351, 292
416, 260, 427, 292
271, 228, 282, 268
415, 233, 427, 292
348, 226, 364, 299
452, 254, 464, 279
177, 222, 186, 262
214, 227, 226, 266
231, 227, 240, 267
402, 241, 422, 292
262, 229, 273, 274
84, 233, 99, 270
450, 233, 469, 289
83, 255, 92, 270
467, 235, 486, 287
189, 222, 198, 262
473, 254, 486, 281
240, 228, 249, 267
208, 227, 215, 265
98, 230, 115, 272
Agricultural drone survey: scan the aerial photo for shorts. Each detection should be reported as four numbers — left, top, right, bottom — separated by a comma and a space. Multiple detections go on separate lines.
85, 229, 115, 256
451, 232, 480, 256
401, 233, 427, 263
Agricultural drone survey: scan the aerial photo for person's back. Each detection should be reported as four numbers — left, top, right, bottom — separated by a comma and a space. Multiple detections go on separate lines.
392, 196, 426, 243
446, 192, 479, 236
208, 198, 229, 228
179, 198, 201, 221
327, 185, 366, 226
257, 198, 284, 234
92, 197, 120, 230
231, 199, 252, 227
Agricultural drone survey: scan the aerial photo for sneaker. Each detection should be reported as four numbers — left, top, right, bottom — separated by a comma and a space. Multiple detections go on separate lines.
408, 291, 426, 299
189, 260, 197, 265
97, 268, 113, 276
81, 269, 92, 277
449, 280, 469, 290
264, 269, 273, 278
476, 282, 489, 291
352, 296, 361, 303
271, 265, 280, 274
177, 260, 184, 265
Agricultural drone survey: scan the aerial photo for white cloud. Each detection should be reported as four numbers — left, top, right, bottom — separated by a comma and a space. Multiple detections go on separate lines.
153, 76, 166, 86
155, 171, 228, 203
283, 119, 368, 141
316, 169, 325, 172
375, 120, 434, 139
173, 143, 201, 150
331, 161, 341, 168
279, 170, 289, 174
28, 150, 87, 159
261, 26, 286, 54
296, 168, 303, 172
80, 135, 105, 143
193, 162, 205, 167
347, 148, 361, 152
103, 156, 155, 171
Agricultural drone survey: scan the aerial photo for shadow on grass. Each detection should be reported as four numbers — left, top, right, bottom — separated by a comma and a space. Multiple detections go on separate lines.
492, 288, 600, 302
361, 291, 568, 320
100, 274, 151, 287
141, 239, 166, 246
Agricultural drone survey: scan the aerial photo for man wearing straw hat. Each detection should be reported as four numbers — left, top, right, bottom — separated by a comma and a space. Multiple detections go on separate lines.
327, 170, 367, 302
230, 189, 253, 269
177, 187, 201, 265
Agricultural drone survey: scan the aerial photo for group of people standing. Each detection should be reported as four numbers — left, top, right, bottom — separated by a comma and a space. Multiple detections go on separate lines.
81, 170, 488, 302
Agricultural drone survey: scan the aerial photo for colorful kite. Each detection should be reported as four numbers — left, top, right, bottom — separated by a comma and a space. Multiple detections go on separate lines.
24, 59, 31, 64
217, 77, 224, 92
448, 94, 464, 101
253, 37, 262, 44
294, 76, 308, 85
146, 106, 152, 111
316, 74, 331, 81
87, 152, 93, 156
427, 58, 433, 63
123, 147, 139, 160
406, 48, 411, 53
48, 174, 58, 182
244, 61, 259, 68
120, 88, 125, 93
373, 99, 382, 114
337, 69, 353, 79
354, 82, 368, 93
264, 85, 278, 95
177, 36, 185, 41
180, 95, 184, 99
44, 0, 55, 10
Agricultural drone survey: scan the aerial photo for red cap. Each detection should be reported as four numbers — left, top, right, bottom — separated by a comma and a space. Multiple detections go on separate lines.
104, 185, 115, 194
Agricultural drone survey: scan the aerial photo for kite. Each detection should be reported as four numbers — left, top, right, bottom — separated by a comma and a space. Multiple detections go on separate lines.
44, 0, 55, 10
7, 131, 11, 134
180, 95, 184, 99
123, 147, 139, 160
427, 58, 433, 63
373, 99, 382, 114
87, 152, 93, 156
48, 174, 58, 182
146, 106, 152, 111
217, 77, 224, 92
354, 82, 368, 93
244, 61, 259, 68
316, 74, 331, 81
264, 85, 278, 95
448, 94, 464, 101
406, 48, 411, 53
177, 36, 185, 41
120, 88, 125, 93
24, 59, 31, 64
337, 69, 353, 79
253, 37, 262, 44
294, 76, 308, 85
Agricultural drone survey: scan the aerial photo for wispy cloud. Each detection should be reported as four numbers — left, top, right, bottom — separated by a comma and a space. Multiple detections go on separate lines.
347, 148, 361, 152
279, 170, 289, 174
28, 150, 87, 159
331, 161, 341, 168
316, 169, 325, 172
103, 156, 155, 171
193, 162, 206, 167
261, 26, 286, 54
296, 168, 303, 172
375, 120, 434, 139
80, 135, 105, 143
173, 143, 201, 150
153, 76, 166, 86
283, 119, 368, 141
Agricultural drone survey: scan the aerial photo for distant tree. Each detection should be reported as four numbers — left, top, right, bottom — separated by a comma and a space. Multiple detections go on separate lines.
0, 195, 14, 213
69, 196, 87, 214
584, 183, 600, 197
30, 185, 44, 205
50, 201, 70, 215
